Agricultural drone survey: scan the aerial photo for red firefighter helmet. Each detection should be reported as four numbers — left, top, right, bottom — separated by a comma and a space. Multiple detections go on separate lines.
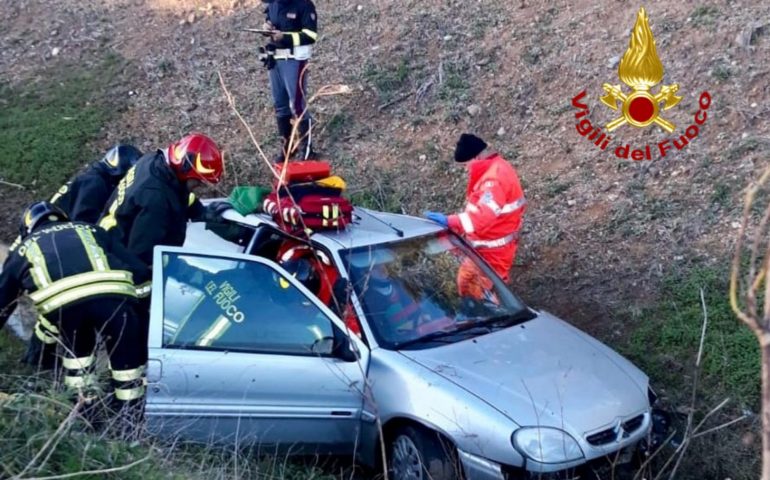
166, 133, 224, 184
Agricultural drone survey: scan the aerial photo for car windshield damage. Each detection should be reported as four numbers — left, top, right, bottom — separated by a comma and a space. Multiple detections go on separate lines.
342, 232, 533, 349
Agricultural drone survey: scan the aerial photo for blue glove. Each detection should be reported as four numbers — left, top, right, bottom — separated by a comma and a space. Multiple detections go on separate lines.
423, 211, 448, 227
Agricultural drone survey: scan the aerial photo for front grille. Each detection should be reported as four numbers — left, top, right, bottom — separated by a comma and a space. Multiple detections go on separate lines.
622, 414, 644, 434
586, 428, 617, 446
586, 413, 646, 446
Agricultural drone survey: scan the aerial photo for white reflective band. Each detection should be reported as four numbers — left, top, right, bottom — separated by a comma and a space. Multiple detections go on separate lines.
64, 374, 97, 388
281, 245, 310, 262
466, 203, 480, 214
470, 232, 519, 249
274, 48, 294, 59
500, 197, 527, 214
458, 212, 475, 234
39, 282, 137, 314
484, 198, 503, 215
293, 44, 313, 60
30, 270, 134, 303
290, 32, 301, 47
115, 385, 145, 401
112, 365, 145, 382
196, 315, 230, 347
62, 355, 95, 370
136, 281, 152, 298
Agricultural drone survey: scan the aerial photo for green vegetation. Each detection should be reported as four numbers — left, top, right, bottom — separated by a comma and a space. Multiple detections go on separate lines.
0, 53, 130, 196
691, 5, 720, 27
364, 57, 412, 103
0, 335, 343, 479
624, 267, 759, 409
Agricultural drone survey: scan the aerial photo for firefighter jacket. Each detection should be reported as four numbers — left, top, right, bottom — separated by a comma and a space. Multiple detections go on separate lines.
50, 165, 117, 224
447, 153, 526, 281
0, 222, 150, 333
265, 0, 318, 51
99, 151, 197, 267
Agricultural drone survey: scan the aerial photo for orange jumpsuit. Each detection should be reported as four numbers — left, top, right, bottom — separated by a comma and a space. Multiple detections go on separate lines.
447, 153, 526, 287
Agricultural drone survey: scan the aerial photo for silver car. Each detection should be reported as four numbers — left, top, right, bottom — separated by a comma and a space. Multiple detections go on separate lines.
145, 206, 657, 479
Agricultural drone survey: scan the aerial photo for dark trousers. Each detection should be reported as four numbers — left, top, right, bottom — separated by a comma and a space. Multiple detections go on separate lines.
269, 59, 310, 119
49, 296, 146, 413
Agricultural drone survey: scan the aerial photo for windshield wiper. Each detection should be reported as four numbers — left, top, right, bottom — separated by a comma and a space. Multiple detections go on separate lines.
394, 328, 477, 349
395, 309, 536, 350
465, 309, 537, 330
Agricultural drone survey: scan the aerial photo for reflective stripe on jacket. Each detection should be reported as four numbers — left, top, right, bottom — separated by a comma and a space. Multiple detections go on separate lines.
447, 153, 526, 281
0, 222, 149, 328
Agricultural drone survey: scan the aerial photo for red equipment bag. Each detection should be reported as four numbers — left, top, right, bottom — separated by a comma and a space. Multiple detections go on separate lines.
263, 192, 353, 233
274, 161, 331, 186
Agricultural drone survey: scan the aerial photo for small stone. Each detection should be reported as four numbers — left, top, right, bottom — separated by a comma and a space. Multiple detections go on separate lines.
419, 154, 426, 161
51, 47, 60, 57
187, 12, 196, 24
466, 104, 481, 116
567, 199, 576, 206
608, 55, 620, 69
128, 90, 135, 96
751, 102, 758, 108
356, 4, 363, 10
50, 30, 58, 37
731, 221, 741, 229
179, 18, 187, 25
742, 132, 749, 138
443, 35, 453, 41
496, 127, 506, 137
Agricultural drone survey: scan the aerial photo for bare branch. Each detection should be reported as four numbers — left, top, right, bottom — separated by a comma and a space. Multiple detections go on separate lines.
13, 397, 84, 479
19, 454, 151, 480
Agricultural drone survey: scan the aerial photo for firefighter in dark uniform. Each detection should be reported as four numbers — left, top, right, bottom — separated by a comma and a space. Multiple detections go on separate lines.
51, 145, 143, 224
0, 202, 150, 419
260, 0, 318, 161
98, 133, 226, 358
98, 133, 226, 268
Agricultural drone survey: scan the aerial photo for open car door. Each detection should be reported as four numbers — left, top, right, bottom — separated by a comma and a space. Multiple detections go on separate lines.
144, 246, 369, 454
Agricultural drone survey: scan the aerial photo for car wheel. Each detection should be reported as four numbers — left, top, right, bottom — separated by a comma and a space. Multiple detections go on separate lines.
388, 425, 460, 480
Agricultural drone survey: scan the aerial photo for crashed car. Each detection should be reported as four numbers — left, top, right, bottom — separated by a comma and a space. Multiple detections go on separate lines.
145, 204, 660, 479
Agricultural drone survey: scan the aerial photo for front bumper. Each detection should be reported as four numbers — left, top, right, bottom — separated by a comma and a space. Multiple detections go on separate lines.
458, 449, 506, 480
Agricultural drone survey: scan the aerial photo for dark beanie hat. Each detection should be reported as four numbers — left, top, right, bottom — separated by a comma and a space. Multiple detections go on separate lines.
454, 133, 487, 163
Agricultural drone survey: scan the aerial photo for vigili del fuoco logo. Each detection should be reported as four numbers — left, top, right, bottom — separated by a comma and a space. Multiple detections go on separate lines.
571, 7, 712, 161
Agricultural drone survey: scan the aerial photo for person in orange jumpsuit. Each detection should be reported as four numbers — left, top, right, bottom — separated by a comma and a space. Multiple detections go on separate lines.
424, 133, 526, 296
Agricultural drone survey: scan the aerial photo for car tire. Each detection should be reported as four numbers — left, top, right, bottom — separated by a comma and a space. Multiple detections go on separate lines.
388, 425, 462, 480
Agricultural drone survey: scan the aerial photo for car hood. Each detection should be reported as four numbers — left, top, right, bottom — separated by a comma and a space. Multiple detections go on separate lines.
399, 311, 649, 435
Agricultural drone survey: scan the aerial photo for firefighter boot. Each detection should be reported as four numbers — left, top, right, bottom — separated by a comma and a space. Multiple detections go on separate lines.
294, 117, 316, 160
273, 115, 293, 164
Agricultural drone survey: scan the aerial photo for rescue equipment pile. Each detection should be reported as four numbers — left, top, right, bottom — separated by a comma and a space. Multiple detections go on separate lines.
263, 160, 353, 235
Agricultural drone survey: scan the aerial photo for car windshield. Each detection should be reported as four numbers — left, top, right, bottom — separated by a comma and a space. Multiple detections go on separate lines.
341, 232, 532, 349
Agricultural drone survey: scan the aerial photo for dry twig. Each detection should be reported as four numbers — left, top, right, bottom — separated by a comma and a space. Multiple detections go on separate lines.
730, 163, 770, 480
19, 454, 151, 480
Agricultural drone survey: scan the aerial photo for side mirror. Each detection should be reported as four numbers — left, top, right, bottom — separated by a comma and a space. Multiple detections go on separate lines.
333, 331, 360, 362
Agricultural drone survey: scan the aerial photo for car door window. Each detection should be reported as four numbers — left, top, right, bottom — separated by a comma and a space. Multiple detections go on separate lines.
161, 252, 334, 355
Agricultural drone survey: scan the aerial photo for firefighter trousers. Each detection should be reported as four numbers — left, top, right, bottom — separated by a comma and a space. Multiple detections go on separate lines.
49, 296, 147, 415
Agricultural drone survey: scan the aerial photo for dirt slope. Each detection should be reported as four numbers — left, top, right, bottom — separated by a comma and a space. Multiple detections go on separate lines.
1, 0, 769, 327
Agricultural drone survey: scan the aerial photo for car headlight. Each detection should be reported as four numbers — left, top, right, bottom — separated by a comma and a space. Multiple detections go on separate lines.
512, 427, 584, 464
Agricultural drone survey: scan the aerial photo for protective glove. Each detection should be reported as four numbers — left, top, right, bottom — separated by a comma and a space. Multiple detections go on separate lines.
202, 201, 232, 223
423, 211, 448, 227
